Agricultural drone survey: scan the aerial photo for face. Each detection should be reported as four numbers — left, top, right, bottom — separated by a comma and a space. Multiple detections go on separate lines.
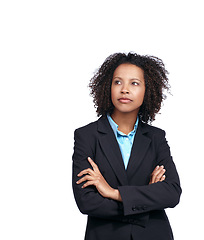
111, 63, 145, 115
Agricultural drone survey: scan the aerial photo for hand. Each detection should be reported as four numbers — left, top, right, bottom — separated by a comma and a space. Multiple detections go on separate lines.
76, 157, 121, 201
149, 165, 166, 184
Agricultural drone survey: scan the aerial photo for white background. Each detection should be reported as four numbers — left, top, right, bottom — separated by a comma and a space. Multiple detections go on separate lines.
0, 0, 203, 239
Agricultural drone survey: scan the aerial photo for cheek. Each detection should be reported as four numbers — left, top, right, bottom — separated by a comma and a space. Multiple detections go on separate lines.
140, 89, 146, 101
133, 88, 145, 103
111, 86, 117, 103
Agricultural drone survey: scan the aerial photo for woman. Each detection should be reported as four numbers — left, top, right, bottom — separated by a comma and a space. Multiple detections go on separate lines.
72, 52, 182, 240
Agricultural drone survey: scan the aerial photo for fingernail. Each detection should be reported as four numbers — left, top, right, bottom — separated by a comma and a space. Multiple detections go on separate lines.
156, 166, 159, 170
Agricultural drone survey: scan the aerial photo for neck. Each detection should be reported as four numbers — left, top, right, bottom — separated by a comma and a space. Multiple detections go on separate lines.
111, 110, 139, 135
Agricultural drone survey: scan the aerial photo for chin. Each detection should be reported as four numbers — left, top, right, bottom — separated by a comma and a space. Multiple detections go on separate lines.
114, 107, 139, 115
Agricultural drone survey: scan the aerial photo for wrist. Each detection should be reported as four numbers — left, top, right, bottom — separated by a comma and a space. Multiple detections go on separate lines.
110, 189, 122, 202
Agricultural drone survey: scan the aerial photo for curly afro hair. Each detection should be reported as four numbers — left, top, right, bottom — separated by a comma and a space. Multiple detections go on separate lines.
89, 52, 170, 123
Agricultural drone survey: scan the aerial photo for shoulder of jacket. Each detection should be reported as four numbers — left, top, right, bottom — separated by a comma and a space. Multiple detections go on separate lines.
74, 119, 98, 135
141, 122, 166, 136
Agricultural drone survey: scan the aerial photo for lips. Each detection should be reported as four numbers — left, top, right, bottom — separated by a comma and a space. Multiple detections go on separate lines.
118, 98, 133, 103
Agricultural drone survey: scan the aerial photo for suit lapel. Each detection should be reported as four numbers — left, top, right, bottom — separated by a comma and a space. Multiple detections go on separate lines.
126, 122, 151, 179
97, 117, 129, 186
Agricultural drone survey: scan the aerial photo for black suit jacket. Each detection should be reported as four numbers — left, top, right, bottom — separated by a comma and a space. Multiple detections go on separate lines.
72, 116, 182, 240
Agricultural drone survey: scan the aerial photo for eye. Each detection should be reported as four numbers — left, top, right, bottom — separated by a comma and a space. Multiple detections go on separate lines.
114, 80, 121, 85
132, 81, 139, 86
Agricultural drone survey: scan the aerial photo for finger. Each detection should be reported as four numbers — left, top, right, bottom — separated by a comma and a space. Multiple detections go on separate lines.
150, 166, 160, 183
160, 175, 166, 182
88, 157, 100, 173
151, 166, 165, 183
77, 168, 95, 177
151, 165, 163, 183
152, 165, 160, 175
82, 181, 95, 188
76, 175, 94, 185
155, 168, 166, 183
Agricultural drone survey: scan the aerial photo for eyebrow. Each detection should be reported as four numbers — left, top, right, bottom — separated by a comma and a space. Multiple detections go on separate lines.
113, 76, 143, 82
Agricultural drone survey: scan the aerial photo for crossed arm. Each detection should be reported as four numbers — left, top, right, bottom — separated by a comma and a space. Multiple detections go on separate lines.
76, 157, 166, 202
73, 129, 181, 222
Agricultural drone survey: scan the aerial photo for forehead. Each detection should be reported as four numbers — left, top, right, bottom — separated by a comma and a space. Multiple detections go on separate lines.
113, 63, 144, 79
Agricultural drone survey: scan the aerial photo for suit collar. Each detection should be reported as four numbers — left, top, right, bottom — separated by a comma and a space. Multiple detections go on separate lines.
97, 116, 109, 133
97, 115, 149, 134
97, 116, 151, 185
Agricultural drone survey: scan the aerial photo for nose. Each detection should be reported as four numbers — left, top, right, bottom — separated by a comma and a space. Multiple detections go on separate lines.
121, 84, 129, 94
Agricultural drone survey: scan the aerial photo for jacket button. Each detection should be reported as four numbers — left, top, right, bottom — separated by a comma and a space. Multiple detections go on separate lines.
132, 206, 137, 211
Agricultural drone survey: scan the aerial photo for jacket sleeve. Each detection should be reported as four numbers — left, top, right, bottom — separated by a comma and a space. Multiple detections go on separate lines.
118, 130, 182, 216
72, 128, 148, 226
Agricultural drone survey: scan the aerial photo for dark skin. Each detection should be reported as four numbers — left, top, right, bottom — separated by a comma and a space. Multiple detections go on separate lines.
76, 64, 166, 201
